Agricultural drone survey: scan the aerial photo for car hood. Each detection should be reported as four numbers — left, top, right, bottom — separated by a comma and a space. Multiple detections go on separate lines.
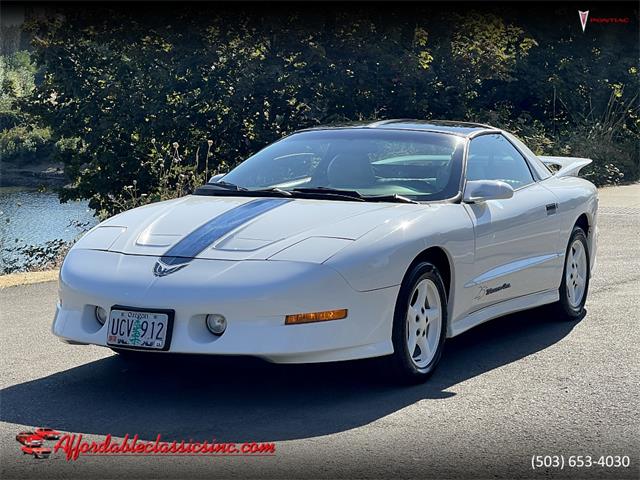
76, 195, 418, 261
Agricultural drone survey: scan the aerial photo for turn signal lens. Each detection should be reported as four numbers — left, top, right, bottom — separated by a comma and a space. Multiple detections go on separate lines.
285, 309, 348, 325
95, 306, 108, 325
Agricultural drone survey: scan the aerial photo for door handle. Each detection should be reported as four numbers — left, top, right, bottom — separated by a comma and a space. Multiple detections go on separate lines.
545, 203, 558, 215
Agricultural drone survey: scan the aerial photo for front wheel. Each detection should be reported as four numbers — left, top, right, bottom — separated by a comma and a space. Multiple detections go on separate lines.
554, 226, 590, 320
386, 262, 448, 383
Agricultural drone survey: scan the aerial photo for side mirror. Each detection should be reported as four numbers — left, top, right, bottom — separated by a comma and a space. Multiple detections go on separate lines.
208, 173, 226, 183
463, 180, 514, 203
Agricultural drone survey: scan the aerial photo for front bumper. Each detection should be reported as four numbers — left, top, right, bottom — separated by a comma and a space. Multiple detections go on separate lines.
53, 249, 397, 363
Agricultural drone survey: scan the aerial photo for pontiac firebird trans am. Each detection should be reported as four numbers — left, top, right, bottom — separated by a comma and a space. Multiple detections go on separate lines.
53, 120, 598, 382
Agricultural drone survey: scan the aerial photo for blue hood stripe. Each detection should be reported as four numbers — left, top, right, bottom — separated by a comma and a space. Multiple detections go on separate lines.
160, 198, 291, 266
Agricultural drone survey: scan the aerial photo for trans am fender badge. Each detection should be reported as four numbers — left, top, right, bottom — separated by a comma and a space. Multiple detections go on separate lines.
474, 282, 512, 300
153, 260, 188, 277
486, 282, 511, 295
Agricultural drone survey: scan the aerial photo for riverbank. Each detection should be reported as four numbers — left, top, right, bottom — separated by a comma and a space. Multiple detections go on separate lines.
0, 160, 67, 187
0, 269, 58, 288
0, 186, 97, 274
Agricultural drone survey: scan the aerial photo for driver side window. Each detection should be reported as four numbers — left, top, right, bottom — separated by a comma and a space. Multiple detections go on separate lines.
467, 134, 534, 188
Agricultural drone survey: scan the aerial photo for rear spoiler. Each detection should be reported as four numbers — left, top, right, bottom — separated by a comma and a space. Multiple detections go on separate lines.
539, 156, 592, 178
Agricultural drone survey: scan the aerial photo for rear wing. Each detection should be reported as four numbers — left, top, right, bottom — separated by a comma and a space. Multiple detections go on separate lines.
539, 156, 592, 178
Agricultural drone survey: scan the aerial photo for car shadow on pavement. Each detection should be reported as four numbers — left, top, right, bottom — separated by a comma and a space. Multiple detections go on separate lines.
0, 305, 583, 442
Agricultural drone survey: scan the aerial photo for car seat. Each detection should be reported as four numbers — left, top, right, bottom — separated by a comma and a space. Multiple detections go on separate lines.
326, 153, 376, 188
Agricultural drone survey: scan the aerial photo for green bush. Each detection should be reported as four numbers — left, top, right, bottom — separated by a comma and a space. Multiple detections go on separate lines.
19, 6, 640, 216
0, 50, 54, 165
554, 91, 638, 186
1, 239, 70, 274
0, 51, 35, 98
0, 124, 53, 163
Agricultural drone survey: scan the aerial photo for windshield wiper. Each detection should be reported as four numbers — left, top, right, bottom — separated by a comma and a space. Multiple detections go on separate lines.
294, 187, 417, 204
292, 187, 364, 201
195, 184, 417, 204
361, 194, 418, 204
207, 181, 248, 191
206, 183, 292, 196
248, 187, 292, 196
194, 184, 293, 198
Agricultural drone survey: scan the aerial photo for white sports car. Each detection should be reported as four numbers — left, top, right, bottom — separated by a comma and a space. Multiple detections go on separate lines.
53, 120, 598, 382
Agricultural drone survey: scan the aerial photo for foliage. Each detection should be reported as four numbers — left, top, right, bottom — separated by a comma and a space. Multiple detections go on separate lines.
0, 238, 69, 274
0, 50, 54, 164
99, 140, 210, 219
0, 123, 53, 163
559, 91, 638, 185
0, 218, 91, 274
18, 4, 640, 216
0, 51, 35, 101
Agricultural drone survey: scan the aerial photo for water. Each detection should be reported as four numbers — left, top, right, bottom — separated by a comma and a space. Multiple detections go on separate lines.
0, 187, 98, 271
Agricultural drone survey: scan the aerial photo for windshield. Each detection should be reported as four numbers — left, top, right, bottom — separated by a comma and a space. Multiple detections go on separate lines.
219, 129, 465, 201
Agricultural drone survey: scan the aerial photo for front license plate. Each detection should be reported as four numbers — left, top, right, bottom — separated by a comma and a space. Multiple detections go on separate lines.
106, 307, 174, 351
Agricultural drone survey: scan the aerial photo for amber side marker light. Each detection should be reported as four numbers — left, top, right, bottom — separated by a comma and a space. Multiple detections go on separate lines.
285, 309, 348, 325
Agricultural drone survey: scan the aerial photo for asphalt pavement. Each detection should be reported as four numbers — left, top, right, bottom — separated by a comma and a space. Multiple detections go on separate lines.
1, 185, 638, 479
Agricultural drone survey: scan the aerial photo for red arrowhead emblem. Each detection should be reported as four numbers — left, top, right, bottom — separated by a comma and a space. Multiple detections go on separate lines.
579, 10, 589, 32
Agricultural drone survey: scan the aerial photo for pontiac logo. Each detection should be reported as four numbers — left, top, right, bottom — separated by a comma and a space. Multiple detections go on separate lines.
579, 10, 589, 32
153, 260, 188, 277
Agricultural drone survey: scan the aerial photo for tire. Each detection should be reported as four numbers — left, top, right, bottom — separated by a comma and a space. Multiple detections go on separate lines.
554, 226, 590, 320
386, 261, 448, 384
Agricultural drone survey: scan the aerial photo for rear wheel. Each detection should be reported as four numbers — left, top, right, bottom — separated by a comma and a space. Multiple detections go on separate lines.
386, 262, 447, 383
554, 226, 590, 320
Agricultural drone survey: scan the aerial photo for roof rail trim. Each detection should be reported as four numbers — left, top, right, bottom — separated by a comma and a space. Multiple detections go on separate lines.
366, 119, 414, 127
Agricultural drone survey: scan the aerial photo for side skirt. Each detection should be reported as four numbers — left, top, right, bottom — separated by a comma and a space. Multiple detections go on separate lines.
449, 289, 559, 338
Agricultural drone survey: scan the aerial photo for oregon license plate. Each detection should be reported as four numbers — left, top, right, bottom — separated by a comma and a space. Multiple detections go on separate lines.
106, 307, 173, 351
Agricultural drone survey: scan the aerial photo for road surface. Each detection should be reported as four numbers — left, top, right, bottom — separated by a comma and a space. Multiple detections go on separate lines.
1, 185, 638, 479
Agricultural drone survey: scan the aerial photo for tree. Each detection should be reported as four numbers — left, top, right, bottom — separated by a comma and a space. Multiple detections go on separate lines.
129, 319, 142, 346
24, 4, 639, 217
